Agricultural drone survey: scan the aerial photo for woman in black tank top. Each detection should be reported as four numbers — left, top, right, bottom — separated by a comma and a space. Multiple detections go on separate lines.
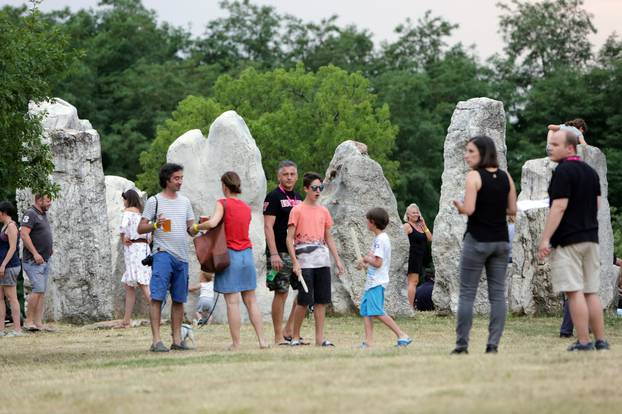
403, 203, 432, 308
451, 136, 517, 354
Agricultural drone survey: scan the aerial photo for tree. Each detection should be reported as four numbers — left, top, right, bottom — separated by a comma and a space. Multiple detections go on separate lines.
496, 0, 596, 79
0, 2, 75, 199
379, 11, 458, 73
138, 65, 398, 195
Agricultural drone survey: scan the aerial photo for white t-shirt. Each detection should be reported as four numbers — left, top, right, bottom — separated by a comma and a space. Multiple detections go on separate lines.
199, 282, 214, 300
365, 232, 391, 290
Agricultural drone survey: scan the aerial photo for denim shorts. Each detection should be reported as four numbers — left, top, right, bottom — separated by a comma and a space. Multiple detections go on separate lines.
23, 259, 52, 293
151, 251, 189, 303
0, 266, 20, 286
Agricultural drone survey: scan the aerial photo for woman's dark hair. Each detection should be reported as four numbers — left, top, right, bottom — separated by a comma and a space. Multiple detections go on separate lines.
0, 201, 16, 217
122, 189, 143, 212
303, 172, 322, 188
159, 163, 184, 189
221, 171, 242, 194
566, 118, 587, 133
468, 136, 499, 169
366, 207, 389, 230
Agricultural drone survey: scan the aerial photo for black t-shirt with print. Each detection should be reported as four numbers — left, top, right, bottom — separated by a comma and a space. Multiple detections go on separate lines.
263, 187, 303, 253
548, 159, 600, 248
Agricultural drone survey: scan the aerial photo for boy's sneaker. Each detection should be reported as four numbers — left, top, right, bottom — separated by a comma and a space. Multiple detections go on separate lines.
594, 339, 610, 351
567, 341, 594, 352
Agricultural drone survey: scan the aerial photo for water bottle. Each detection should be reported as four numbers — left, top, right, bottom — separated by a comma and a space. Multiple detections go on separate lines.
266, 269, 278, 282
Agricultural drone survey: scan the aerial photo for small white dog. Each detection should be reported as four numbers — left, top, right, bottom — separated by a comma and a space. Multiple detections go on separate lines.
181, 323, 195, 344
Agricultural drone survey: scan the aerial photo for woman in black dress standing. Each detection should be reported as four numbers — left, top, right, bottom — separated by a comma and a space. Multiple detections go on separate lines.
403, 203, 432, 308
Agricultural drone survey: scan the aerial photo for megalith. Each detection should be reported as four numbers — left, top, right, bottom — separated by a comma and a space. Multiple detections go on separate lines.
105, 176, 149, 317
320, 140, 412, 316
431, 98, 507, 314
166, 111, 269, 322
18, 99, 113, 323
509, 146, 618, 314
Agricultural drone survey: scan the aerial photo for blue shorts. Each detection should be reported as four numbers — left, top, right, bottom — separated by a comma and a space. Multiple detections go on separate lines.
360, 285, 385, 317
23, 259, 52, 293
151, 251, 189, 303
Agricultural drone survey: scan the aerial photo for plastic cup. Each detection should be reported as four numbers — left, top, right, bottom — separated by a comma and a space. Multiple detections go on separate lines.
162, 219, 172, 232
200, 215, 209, 224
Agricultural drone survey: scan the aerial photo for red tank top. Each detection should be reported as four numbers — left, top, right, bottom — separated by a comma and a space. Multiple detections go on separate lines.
218, 198, 252, 250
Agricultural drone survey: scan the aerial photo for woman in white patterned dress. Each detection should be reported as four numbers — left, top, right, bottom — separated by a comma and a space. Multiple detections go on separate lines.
118, 189, 151, 327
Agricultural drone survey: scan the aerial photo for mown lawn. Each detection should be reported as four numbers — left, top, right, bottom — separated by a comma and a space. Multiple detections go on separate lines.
1, 313, 621, 413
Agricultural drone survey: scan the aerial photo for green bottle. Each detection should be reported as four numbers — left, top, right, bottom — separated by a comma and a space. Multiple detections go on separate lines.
266, 269, 278, 282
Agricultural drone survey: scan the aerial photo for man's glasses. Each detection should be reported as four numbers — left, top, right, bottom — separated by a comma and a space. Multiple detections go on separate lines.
310, 184, 324, 192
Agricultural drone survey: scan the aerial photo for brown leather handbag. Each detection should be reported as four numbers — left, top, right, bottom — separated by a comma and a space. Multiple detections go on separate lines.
194, 200, 230, 273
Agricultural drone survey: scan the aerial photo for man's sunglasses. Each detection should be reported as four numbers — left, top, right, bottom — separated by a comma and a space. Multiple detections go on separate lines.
310, 184, 324, 192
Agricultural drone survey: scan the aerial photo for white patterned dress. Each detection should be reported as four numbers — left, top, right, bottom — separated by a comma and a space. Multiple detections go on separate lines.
120, 211, 151, 286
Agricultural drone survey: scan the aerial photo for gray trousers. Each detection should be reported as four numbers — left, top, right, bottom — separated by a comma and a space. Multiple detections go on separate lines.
456, 233, 510, 349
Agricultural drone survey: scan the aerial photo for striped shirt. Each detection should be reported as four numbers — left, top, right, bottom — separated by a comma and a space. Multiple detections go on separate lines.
143, 193, 194, 262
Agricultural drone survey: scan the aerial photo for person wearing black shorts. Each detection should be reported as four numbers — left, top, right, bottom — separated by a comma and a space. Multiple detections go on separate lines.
287, 172, 344, 347
263, 160, 303, 345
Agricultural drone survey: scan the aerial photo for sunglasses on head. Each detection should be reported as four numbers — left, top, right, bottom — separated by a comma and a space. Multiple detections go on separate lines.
310, 184, 324, 192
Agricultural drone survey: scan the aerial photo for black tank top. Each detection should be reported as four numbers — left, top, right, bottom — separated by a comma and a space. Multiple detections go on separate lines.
466, 168, 509, 242
407, 223, 427, 255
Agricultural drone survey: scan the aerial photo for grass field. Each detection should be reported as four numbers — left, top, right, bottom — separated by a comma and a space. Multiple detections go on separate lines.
1, 313, 621, 414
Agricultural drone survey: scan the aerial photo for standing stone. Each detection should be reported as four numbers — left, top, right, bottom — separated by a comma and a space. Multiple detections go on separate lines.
508, 158, 557, 314
166, 111, 268, 322
105, 176, 149, 318
509, 146, 618, 314
320, 140, 412, 316
18, 99, 113, 322
432, 98, 507, 314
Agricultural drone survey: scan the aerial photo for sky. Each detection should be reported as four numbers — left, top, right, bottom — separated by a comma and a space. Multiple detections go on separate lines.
3, 0, 620, 59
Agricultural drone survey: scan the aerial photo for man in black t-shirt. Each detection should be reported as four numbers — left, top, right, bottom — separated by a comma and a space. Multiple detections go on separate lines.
20, 194, 54, 331
538, 130, 609, 351
263, 160, 303, 345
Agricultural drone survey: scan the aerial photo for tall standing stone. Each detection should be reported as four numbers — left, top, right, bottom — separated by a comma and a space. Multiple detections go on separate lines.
105, 176, 149, 317
509, 146, 618, 314
432, 98, 507, 314
18, 99, 113, 322
166, 111, 269, 322
320, 140, 412, 316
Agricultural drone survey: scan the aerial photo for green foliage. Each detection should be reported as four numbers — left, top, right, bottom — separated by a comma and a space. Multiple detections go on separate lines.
497, 0, 596, 79
138, 65, 398, 195
0, 3, 75, 199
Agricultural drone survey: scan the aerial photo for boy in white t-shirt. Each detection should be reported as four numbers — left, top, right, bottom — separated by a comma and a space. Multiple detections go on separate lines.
356, 207, 412, 348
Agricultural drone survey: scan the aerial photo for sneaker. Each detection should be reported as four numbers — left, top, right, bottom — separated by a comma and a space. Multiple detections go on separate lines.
0, 331, 6, 337
5, 331, 24, 337
320, 340, 335, 347
594, 339, 610, 351
485, 344, 498, 354
170, 341, 192, 351
567, 341, 594, 352
451, 347, 468, 355
559, 332, 573, 338
149, 341, 170, 352
396, 337, 413, 347
359, 342, 369, 349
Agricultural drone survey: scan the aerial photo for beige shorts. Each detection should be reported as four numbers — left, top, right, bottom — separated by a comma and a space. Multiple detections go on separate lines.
550, 242, 600, 293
